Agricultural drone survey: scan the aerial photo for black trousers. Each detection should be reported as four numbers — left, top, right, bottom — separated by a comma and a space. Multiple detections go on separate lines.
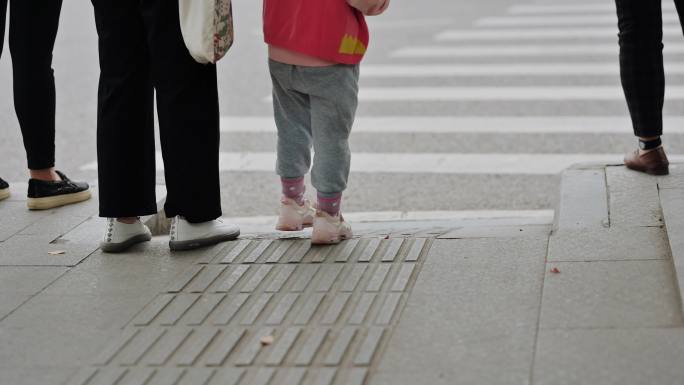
616, 0, 684, 137
0, 0, 62, 170
92, 0, 222, 223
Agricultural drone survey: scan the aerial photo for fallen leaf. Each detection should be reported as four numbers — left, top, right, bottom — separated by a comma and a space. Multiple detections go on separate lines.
550, 267, 561, 274
260, 335, 274, 346
48, 250, 66, 255
384, 235, 390, 239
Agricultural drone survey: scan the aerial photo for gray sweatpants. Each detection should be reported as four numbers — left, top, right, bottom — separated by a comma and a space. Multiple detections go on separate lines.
269, 59, 359, 195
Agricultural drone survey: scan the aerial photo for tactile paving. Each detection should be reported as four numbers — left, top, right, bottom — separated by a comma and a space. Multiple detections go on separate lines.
70, 235, 433, 385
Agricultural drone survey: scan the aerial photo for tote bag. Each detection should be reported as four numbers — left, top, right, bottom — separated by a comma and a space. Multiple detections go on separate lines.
179, 0, 234, 64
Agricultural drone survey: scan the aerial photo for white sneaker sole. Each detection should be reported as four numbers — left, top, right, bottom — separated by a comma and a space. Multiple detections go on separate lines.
27, 190, 91, 210
0, 188, 9, 201
311, 224, 353, 245
276, 219, 313, 232
311, 231, 352, 245
100, 233, 152, 253
169, 229, 241, 251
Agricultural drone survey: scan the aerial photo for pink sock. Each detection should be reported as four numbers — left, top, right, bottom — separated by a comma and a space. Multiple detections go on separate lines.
317, 192, 342, 216
281, 177, 305, 205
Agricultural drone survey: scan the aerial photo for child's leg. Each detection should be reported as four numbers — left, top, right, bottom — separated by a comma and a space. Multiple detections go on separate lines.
302, 64, 360, 214
269, 60, 314, 188
270, 60, 318, 231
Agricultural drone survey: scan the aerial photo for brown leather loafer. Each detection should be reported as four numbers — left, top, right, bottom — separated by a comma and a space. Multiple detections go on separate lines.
624, 147, 669, 175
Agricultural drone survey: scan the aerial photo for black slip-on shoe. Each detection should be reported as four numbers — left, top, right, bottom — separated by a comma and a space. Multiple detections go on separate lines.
27, 170, 91, 210
0, 177, 9, 201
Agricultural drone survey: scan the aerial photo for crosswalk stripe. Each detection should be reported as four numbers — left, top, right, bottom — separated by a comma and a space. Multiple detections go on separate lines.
360, 63, 684, 77
263, 86, 684, 102
508, 3, 676, 14
79, 152, 684, 175
354, 86, 684, 101
435, 26, 682, 41
366, 17, 456, 29
219, 116, 684, 134
476, 14, 680, 27
391, 43, 684, 58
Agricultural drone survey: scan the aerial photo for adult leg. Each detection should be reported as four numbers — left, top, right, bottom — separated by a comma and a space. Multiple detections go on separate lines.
617, 0, 670, 174
0, 0, 8, 200
0, 0, 6, 57
615, 0, 664, 138
140, 0, 222, 223
8, 0, 63, 171
92, 0, 157, 218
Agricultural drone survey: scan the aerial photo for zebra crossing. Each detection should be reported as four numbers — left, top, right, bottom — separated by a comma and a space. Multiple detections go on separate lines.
81, 2, 684, 220
391, 44, 684, 58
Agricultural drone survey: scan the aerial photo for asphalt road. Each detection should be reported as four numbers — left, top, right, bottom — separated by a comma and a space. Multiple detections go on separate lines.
2, 0, 684, 218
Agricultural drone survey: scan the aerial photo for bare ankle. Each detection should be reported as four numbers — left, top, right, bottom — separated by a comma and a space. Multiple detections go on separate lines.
29, 168, 61, 182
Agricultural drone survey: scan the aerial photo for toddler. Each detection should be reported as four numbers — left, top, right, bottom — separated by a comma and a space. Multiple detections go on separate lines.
263, 0, 390, 244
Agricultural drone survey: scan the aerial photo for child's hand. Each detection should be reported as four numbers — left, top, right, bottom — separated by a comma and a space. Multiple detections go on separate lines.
346, 0, 390, 16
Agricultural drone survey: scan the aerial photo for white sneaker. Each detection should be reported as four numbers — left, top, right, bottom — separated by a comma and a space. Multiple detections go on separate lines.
101, 218, 152, 253
276, 197, 315, 231
169, 216, 240, 251
311, 210, 353, 245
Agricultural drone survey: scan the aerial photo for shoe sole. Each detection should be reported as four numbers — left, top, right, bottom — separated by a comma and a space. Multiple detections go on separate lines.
276, 223, 313, 231
0, 188, 9, 201
27, 190, 92, 210
311, 235, 351, 245
645, 166, 670, 176
625, 164, 670, 176
169, 229, 241, 251
100, 233, 152, 253
311, 230, 353, 245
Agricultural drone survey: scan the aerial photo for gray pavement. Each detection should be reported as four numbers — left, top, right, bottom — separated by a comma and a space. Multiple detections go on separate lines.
0, 162, 683, 385
2, 0, 684, 384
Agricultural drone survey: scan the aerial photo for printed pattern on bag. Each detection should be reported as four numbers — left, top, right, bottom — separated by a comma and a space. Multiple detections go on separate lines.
214, 0, 234, 63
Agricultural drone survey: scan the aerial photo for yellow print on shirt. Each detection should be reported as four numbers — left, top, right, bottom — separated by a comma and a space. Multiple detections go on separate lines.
339, 34, 367, 55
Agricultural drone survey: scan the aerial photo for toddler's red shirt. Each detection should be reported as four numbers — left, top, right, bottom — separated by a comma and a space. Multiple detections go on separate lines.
263, 0, 369, 65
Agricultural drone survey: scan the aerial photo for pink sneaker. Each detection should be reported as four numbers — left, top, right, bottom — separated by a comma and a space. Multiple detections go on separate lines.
276, 197, 315, 231
311, 210, 353, 245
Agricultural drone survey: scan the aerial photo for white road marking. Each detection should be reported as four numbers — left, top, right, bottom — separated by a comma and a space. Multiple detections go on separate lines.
365, 17, 457, 29
219, 116, 684, 134
391, 43, 684, 58
79, 152, 684, 175
353, 86, 684, 101
251, 18, 456, 36
435, 26, 683, 41
360, 63, 684, 77
508, 3, 676, 14
476, 14, 680, 27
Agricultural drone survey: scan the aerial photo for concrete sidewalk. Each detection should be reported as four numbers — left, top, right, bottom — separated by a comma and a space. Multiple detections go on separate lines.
0, 165, 682, 385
